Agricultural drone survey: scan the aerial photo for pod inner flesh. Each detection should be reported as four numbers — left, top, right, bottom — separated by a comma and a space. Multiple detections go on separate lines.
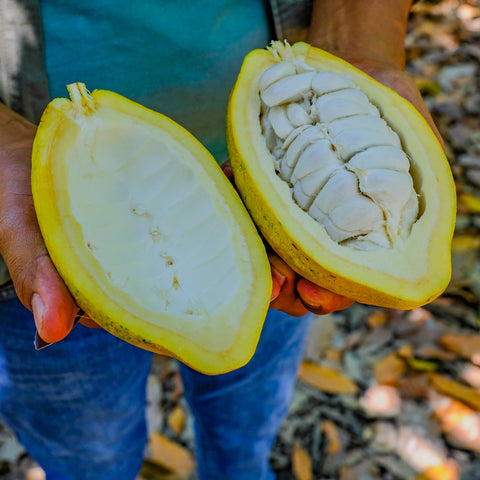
259, 48, 420, 251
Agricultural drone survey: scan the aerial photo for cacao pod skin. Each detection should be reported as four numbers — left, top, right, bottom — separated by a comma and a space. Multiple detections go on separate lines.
32, 83, 272, 374
227, 42, 456, 309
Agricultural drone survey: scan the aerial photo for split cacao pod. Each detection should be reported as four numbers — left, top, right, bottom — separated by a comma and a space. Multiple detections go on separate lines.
32, 83, 271, 374
227, 42, 456, 309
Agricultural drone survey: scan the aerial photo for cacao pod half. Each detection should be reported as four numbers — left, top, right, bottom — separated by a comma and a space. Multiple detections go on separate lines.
227, 42, 456, 309
32, 83, 272, 374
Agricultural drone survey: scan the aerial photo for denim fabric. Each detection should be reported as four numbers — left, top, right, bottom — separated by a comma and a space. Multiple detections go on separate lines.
0, 297, 153, 480
0, 297, 311, 480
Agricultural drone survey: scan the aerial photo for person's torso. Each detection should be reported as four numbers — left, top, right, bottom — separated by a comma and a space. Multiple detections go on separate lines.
39, 0, 273, 162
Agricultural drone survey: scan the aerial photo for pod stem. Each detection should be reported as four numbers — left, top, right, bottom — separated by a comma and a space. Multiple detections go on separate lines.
66, 82, 96, 115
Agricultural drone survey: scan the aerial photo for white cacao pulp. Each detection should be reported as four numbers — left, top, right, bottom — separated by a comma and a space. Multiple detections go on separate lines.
259, 55, 420, 251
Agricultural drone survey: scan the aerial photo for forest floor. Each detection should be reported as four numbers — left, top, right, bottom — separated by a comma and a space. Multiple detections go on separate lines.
1, 1, 480, 479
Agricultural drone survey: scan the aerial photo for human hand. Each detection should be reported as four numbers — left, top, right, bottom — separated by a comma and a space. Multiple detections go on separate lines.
0, 103, 82, 344
268, 252, 355, 317
307, 0, 444, 146
221, 161, 354, 317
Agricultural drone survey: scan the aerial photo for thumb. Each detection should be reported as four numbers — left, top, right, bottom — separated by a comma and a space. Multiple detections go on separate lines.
0, 179, 78, 344
0, 109, 79, 343
30, 254, 80, 342
3, 225, 79, 343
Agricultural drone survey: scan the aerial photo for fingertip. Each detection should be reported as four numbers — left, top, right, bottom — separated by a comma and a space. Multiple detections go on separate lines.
270, 277, 281, 302
268, 253, 296, 293
220, 160, 234, 182
296, 278, 325, 305
297, 279, 354, 315
32, 289, 79, 344
30, 255, 80, 343
271, 266, 286, 290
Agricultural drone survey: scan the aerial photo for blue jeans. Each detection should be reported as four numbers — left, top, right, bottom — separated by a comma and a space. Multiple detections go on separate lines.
0, 296, 311, 480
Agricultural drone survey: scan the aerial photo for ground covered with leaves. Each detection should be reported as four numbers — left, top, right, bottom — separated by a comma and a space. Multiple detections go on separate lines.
1, 1, 479, 479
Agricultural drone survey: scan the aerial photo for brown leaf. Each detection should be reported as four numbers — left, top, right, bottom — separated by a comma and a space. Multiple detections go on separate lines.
396, 344, 414, 359
321, 420, 342, 455
430, 392, 480, 454
366, 309, 389, 329
438, 333, 480, 362
395, 344, 438, 371
167, 405, 186, 436
147, 433, 195, 475
415, 461, 460, 480
417, 345, 457, 362
393, 373, 430, 399
323, 347, 342, 364
170, 372, 185, 402
292, 443, 313, 480
298, 362, 358, 394
373, 352, 407, 385
342, 331, 363, 351
429, 373, 480, 411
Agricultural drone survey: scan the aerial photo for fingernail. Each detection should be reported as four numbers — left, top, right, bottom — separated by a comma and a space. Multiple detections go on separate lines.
34, 330, 51, 350
270, 281, 281, 301
32, 294, 49, 350
34, 314, 82, 351
32, 293, 45, 333
271, 269, 286, 289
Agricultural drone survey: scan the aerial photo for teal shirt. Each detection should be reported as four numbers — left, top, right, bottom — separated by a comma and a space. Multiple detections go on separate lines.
39, 0, 272, 163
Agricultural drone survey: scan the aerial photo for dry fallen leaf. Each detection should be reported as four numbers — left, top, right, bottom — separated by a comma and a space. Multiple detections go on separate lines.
321, 420, 342, 455
366, 309, 389, 328
430, 391, 480, 454
417, 345, 457, 362
359, 384, 402, 417
170, 372, 185, 402
415, 461, 460, 480
292, 443, 313, 480
429, 373, 480, 411
373, 352, 407, 385
167, 405, 186, 436
391, 344, 438, 373
323, 347, 342, 364
298, 362, 358, 394
396, 426, 449, 473
397, 344, 414, 359
147, 432, 195, 475
438, 333, 480, 362
393, 373, 430, 399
